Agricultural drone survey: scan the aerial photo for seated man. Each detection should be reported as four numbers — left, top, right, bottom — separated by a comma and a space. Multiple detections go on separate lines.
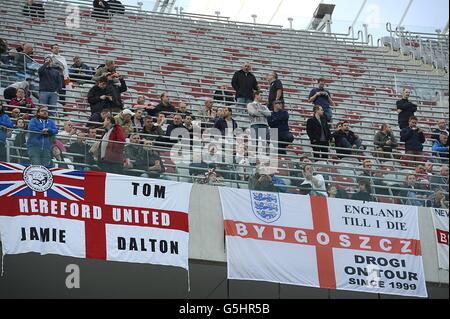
400, 174, 426, 207
299, 164, 327, 197
69, 56, 94, 82
432, 133, 449, 164
142, 115, 164, 140
124, 133, 142, 171
268, 100, 294, 155
334, 121, 364, 156
165, 114, 186, 146
214, 106, 237, 136
373, 123, 398, 159
134, 139, 164, 179
114, 109, 134, 138
430, 165, 449, 192
57, 120, 77, 145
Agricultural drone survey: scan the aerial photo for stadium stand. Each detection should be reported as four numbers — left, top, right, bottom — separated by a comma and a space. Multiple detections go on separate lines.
0, 0, 448, 206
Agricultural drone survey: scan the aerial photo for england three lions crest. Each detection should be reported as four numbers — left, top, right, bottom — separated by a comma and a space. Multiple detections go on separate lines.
250, 191, 281, 223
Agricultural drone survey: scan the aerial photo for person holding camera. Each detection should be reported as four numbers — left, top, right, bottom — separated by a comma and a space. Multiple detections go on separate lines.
308, 78, 335, 123
400, 116, 426, 166
38, 57, 63, 115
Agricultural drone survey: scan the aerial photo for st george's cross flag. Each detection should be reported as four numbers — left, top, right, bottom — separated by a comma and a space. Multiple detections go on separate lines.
0, 162, 192, 270
219, 187, 428, 298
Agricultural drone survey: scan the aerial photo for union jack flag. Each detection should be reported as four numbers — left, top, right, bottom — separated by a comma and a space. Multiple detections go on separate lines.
0, 162, 86, 201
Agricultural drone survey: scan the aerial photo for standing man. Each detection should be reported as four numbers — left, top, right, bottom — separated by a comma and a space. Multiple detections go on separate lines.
267, 71, 284, 111
306, 105, 332, 159
308, 78, 335, 123
268, 101, 293, 155
49, 44, 69, 104
247, 91, 271, 155
232, 62, 259, 111
400, 116, 426, 166
27, 106, 58, 166
396, 88, 417, 130
38, 57, 62, 115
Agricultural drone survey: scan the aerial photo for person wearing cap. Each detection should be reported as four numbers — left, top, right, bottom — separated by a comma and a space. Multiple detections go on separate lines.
114, 108, 134, 138
268, 100, 294, 155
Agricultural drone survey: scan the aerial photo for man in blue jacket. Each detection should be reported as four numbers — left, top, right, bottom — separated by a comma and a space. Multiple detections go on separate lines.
27, 106, 58, 166
400, 116, 426, 166
432, 133, 449, 164
0, 104, 14, 162
38, 57, 63, 115
268, 100, 294, 155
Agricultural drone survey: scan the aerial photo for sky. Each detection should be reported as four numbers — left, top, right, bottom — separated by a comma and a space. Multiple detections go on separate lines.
122, 0, 449, 38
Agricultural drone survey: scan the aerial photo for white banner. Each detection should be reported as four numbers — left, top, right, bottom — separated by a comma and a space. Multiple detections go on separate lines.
219, 187, 428, 298
431, 208, 449, 270
0, 163, 192, 271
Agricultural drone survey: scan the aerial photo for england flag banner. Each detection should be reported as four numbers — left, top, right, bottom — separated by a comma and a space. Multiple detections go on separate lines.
219, 187, 428, 298
0, 163, 192, 271
431, 208, 449, 270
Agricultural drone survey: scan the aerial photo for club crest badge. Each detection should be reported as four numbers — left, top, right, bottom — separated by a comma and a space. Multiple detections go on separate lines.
250, 191, 281, 223
23, 166, 54, 193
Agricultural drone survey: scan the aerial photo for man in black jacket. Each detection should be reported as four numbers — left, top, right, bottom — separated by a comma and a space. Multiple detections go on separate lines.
268, 101, 293, 155
396, 88, 417, 130
23, 0, 45, 18
334, 121, 364, 156
400, 116, 426, 166
38, 57, 62, 115
214, 107, 238, 136
306, 106, 332, 159
231, 63, 259, 110
152, 92, 176, 118
213, 85, 235, 106
87, 78, 113, 114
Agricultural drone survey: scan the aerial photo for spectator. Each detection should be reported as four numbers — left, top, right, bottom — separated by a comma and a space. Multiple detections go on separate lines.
267, 71, 284, 110
432, 119, 449, 143
214, 106, 237, 136
156, 112, 168, 132
51, 141, 73, 169
69, 56, 94, 82
334, 121, 364, 156
108, 0, 125, 15
142, 115, 164, 140
132, 109, 144, 131
105, 72, 127, 112
165, 114, 185, 143
247, 91, 271, 155
359, 159, 389, 196
331, 122, 343, 145
57, 120, 77, 144
98, 115, 126, 174
93, 60, 116, 82
26, 106, 58, 166
430, 165, 449, 191
300, 164, 327, 196
268, 100, 294, 155
153, 92, 176, 118
198, 97, 216, 126
9, 108, 22, 126
15, 43, 34, 70
67, 132, 95, 169
327, 184, 348, 199
8, 88, 35, 113
22, 0, 45, 18
38, 57, 63, 113
396, 88, 417, 130
88, 108, 111, 128
351, 179, 375, 202
87, 127, 98, 145
0, 105, 14, 162
10, 118, 28, 163
0, 38, 6, 55
308, 78, 335, 123
124, 133, 141, 170
291, 156, 313, 187
3, 78, 32, 100
135, 139, 164, 179
92, 0, 110, 19
213, 85, 235, 106
306, 105, 332, 159
374, 123, 398, 159
426, 190, 448, 209
177, 101, 190, 116
400, 174, 425, 207
87, 78, 113, 115
232, 62, 259, 108
48, 44, 69, 101
400, 116, 426, 166
1, 48, 17, 65
432, 133, 449, 164
114, 109, 135, 138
